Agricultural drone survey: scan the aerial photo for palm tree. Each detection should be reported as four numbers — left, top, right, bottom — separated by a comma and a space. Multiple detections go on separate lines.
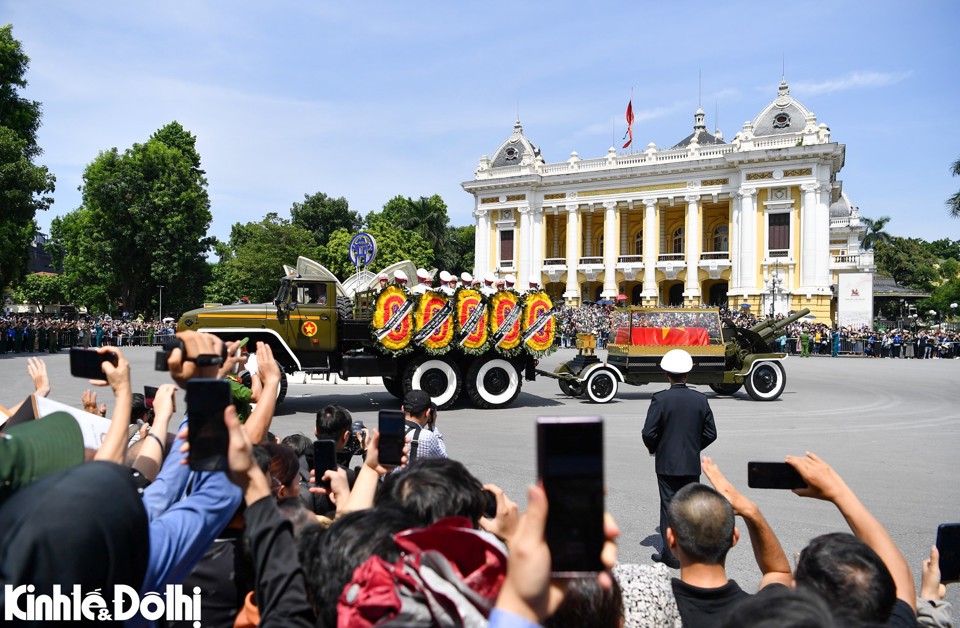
861, 215, 892, 251
948, 157, 960, 218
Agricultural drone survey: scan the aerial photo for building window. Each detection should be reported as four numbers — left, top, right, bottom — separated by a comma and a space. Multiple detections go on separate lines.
598, 234, 604, 256
499, 229, 514, 266
634, 231, 643, 256
712, 225, 728, 252
673, 227, 685, 254
768, 213, 790, 255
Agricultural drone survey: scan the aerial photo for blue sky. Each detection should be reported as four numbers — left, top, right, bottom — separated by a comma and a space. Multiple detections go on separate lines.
7, 1, 960, 244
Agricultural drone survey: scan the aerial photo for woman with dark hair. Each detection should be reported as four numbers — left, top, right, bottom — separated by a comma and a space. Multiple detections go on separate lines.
261, 442, 301, 500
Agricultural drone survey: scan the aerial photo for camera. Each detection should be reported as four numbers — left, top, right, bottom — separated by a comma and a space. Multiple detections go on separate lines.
337, 419, 368, 465
155, 337, 226, 371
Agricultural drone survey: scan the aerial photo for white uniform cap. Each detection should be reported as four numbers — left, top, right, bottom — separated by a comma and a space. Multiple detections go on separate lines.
378, 273, 388, 281
439, 270, 452, 283
416, 268, 430, 281
495, 278, 505, 287
504, 274, 516, 285
460, 272, 473, 284
528, 274, 540, 286
484, 272, 496, 285
660, 349, 693, 375
394, 270, 408, 283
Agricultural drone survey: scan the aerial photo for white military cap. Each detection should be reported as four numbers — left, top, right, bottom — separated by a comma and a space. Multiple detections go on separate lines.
394, 270, 408, 283
439, 270, 452, 283
460, 272, 473, 284
660, 349, 693, 375
504, 274, 516, 285
416, 268, 430, 281
528, 274, 540, 286
484, 272, 496, 285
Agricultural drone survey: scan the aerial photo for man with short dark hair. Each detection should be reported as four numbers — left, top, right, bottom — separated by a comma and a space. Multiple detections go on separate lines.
402, 389, 446, 460
642, 349, 717, 568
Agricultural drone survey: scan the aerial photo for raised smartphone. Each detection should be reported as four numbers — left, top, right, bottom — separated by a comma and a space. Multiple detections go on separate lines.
186, 378, 232, 471
536, 416, 605, 576
747, 461, 807, 490
69, 347, 117, 380
313, 439, 338, 490
378, 410, 405, 467
937, 523, 960, 584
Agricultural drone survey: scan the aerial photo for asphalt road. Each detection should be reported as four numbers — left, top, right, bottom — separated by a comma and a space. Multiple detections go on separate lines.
2, 346, 958, 616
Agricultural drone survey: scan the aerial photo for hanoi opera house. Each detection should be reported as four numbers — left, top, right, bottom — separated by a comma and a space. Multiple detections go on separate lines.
463, 80, 875, 325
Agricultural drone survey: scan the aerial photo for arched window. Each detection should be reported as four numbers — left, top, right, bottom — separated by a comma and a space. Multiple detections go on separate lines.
712, 225, 729, 252
673, 227, 685, 254
634, 231, 643, 256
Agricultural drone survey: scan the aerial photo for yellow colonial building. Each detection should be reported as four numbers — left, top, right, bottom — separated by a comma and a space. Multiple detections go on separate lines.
463, 80, 875, 324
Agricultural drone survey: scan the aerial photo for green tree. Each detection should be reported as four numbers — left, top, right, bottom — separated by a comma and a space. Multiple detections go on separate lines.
49, 122, 213, 315
860, 215, 892, 251
12, 272, 64, 313
948, 157, 960, 219
320, 216, 433, 280
440, 224, 476, 275
0, 25, 56, 289
290, 192, 361, 246
206, 214, 319, 304
372, 195, 451, 268
874, 237, 939, 291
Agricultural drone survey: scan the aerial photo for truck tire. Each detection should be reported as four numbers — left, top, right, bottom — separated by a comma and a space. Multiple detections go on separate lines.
465, 358, 521, 409
709, 382, 743, 396
559, 379, 584, 397
744, 361, 786, 401
584, 368, 618, 403
277, 374, 288, 405
403, 357, 462, 410
337, 295, 353, 320
383, 376, 404, 399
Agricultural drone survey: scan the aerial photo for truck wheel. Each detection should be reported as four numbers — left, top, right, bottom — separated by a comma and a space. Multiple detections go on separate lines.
559, 379, 583, 397
404, 357, 462, 410
336, 295, 353, 320
466, 358, 521, 409
744, 361, 786, 401
383, 376, 404, 399
276, 374, 288, 405
584, 368, 618, 403
709, 382, 743, 396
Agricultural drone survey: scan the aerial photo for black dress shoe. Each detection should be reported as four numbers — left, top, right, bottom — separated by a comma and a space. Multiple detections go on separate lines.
651, 552, 680, 569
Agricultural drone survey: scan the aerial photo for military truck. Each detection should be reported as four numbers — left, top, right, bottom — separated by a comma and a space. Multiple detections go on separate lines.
178, 257, 553, 410
539, 307, 809, 403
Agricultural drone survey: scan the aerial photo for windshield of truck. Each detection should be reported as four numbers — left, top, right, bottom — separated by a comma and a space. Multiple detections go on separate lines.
275, 280, 291, 305
611, 309, 723, 346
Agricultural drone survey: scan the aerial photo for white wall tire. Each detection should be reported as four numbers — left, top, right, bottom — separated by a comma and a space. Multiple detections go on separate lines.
466, 358, 521, 409
584, 368, 618, 403
403, 357, 462, 409
744, 361, 786, 401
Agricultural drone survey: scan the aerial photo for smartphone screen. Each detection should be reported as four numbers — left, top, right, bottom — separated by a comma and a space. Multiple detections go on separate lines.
537, 416, 604, 576
937, 523, 960, 584
378, 410, 405, 467
747, 462, 807, 490
186, 379, 232, 471
313, 440, 338, 489
144, 386, 158, 409
69, 348, 116, 380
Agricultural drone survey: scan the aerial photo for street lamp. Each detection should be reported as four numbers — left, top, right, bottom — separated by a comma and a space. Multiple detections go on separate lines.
158, 285, 164, 322
951, 303, 958, 320
768, 262, 783, 319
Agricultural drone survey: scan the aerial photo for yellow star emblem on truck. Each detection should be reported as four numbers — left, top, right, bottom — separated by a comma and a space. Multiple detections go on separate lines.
301, 321, 318, 337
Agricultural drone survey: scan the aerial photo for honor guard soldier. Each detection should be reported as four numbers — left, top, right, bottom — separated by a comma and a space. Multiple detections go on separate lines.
438, 271, 455, 296
377, 273, 389, 290
481, 273, 497, 296
393, 270, 408, 287
460, 272, 473, 291
504, 274, 516, 291
412, 268, 431, 295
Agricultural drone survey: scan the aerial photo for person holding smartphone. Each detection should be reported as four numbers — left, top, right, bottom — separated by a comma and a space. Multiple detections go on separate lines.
402, 389, 446, 461
642, 349, 717, 569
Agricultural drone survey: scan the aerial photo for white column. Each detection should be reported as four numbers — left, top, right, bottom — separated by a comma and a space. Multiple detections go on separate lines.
551, 209, 560, 258
620, 204, 629, 255
815, 184, 832, 290
730, 196, 741, 292
563, 204, 580, 300
473, 208, 490, 278
531, 204, 544, 284
517, 204, 531, 292
602, 201, 618, 298
800, 182, 818, 289
642, 198, 658, 300
683, 194, 701, 300
738, 188, 758, 293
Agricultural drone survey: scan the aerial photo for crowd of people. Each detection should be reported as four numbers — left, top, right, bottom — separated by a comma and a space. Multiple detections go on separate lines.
0, 330, 955, 627
0, 313, 176, 353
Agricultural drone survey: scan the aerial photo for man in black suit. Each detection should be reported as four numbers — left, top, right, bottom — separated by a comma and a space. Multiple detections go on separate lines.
642, 348, 718, 568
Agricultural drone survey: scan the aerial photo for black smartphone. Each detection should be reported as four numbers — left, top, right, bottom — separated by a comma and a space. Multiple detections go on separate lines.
186, 379, 232, 472
747, 461, 807, 489
313, 439, 338, 490
69, 347, 117, 380
482, 489, 498, 519
378, 410, 405, 467
537, 416, 605, 576
144, 386, 158, 409
937, 523, 960, 584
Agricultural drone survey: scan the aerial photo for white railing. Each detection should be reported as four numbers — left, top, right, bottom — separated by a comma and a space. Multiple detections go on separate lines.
752, 135, 801, 149
830, 217, 851, 227
700, 251, 729, 260
768, 249, 790, 258
617, 255, 644, 263
658, 253, 685, 262
579, 257, 603, 265
543, 258, 566, 266
833, 254, 860, 264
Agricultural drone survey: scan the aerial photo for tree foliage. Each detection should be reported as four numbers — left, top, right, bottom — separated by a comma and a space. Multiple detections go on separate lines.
49, 122, 212, 315
290, 191, 361, 246
369, 195, 450, 268
205, 214, 319, 304
948, 157, 960, 219
860, 215, 892, 251
441, 225, 476, 275
0, 25, 55, 289
12, 272, 64, 312
874, 237, 939, 291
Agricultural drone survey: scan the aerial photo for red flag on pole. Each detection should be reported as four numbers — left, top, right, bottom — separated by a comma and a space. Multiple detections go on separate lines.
622, 99, 634, 149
